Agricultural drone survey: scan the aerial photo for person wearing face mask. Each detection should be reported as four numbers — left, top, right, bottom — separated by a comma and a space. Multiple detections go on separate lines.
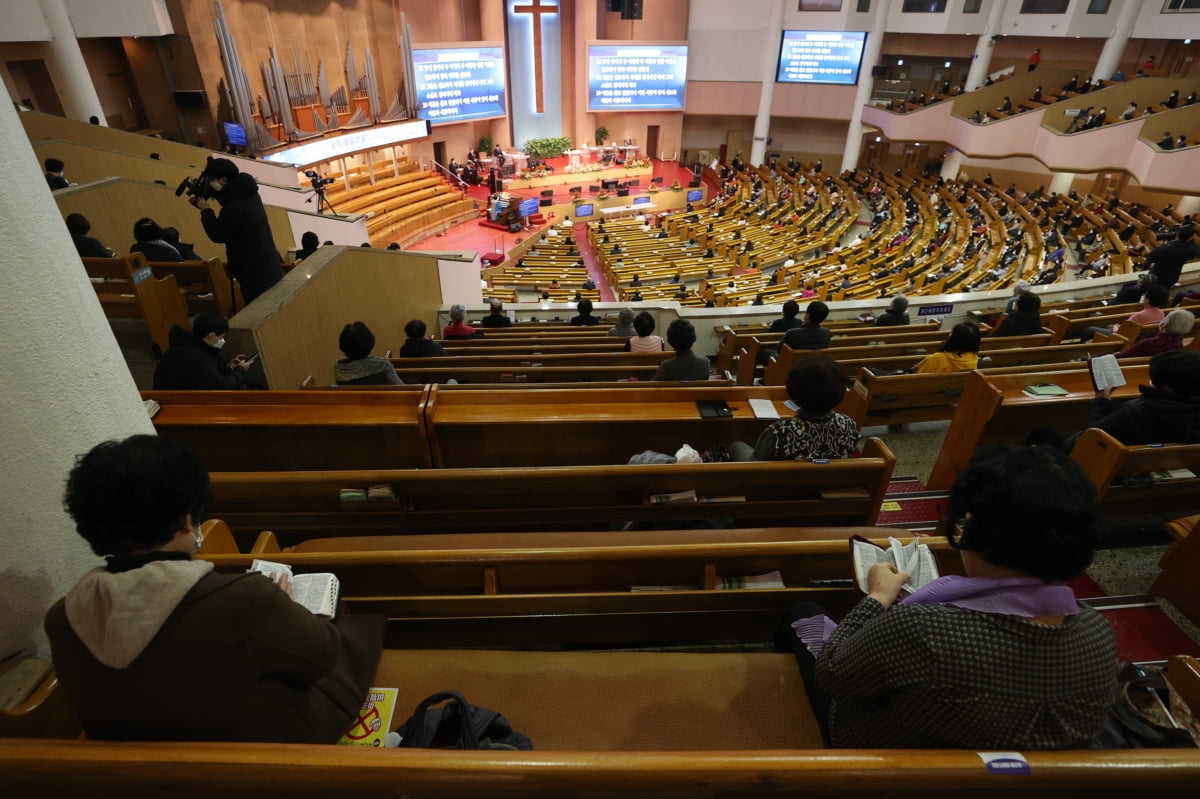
190, 158, 283, 306
152, 313, 253, 389
44, 435, 386, 742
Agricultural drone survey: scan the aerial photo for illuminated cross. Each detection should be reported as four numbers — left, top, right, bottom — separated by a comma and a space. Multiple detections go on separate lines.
513, 0, 558, 114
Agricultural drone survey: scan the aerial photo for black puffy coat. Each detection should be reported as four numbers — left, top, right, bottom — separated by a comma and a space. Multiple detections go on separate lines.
153, 325, 243, 390
200, 173, 283, 299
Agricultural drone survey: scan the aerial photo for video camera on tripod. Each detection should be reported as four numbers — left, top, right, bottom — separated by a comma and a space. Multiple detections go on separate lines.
304, 170, 337, 214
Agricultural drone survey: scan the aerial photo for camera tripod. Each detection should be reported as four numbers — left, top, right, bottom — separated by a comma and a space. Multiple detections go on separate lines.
307, 186, 337, 215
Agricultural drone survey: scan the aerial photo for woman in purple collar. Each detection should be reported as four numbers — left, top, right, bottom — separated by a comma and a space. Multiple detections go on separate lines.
786, 445, 1119, 749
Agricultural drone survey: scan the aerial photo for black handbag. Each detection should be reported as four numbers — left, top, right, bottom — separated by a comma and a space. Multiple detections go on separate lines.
395, 690, 533, 750
1097, 664, 1199, 748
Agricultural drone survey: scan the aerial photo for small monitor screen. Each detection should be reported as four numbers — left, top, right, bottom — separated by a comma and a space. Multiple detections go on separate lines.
574, 203, 595, 217
412, 45, 507, 124
587, 44, 688, 111
686, 189, 703, 202
633, 196, 651, 205
776, 31, 867, 86
518, 197, 540, 217
221, 121, 248, 147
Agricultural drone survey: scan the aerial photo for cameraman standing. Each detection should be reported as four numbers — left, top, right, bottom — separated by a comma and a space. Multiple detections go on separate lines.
190, 158, 283, 306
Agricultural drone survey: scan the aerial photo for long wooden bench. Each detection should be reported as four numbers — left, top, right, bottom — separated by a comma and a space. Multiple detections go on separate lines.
1068, 428, 1200, 517
83, 253, 188, 355
206, 444, 895, 547
389, 351, 671, 383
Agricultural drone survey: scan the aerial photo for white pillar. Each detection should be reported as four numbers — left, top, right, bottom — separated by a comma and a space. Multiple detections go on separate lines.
842, 0, 889, 173
1176, 196, 1200, 217
1093, 0, 1141, 81
965, 0, 1008, 93
941, 150, 965, 181
750, 0, 786, 167
0, 79, 153, 657
38, 0, 107, 124
1049, 171, 1075, 195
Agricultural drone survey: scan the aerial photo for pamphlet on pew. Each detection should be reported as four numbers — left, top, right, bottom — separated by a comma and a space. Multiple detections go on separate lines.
248, 559, 339, 618
850, 536, 939, 595
338, 686, 398, 747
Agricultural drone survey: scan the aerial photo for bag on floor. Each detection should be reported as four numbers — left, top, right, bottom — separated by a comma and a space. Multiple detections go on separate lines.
1097, 663, 1200, 748
395, 690, 533, 750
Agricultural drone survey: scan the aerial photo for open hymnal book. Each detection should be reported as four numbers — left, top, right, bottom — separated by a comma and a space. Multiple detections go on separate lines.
850, 536, 940, 595
248, 559, 339, 618
1088, 353, 1126, 392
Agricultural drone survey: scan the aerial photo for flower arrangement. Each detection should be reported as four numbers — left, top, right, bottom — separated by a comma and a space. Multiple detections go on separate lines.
624, 156, 652, 170
671, 180, 683, 190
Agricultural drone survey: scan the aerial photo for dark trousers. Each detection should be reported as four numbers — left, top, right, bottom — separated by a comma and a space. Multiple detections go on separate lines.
775, 600, 834, 746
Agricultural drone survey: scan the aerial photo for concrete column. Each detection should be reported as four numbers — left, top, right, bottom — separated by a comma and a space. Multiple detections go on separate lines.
1093, 0, 1141, 81
0, 79, 153, 657
749, 0, 786, 167
842, 0, 888, 173
1049, 171, 1075, 195
941, 150, 965, 181
1176, 195, 1200, 217
38, 0, 106, 124
965, 0, 1008, 93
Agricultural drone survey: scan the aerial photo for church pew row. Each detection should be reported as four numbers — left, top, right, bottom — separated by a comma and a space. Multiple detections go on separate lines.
83, 253, 188, 356
205, 442, 895, 548
1068, 428, 1200, 520
198, 521, 942, 648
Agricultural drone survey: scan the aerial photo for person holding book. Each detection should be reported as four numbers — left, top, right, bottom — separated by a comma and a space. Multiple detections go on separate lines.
781, 445, 1118, 749
1115, 308, 1194, 359
910, 323, 979, 373
729, 356, 858, 461
44, 435, 386, 743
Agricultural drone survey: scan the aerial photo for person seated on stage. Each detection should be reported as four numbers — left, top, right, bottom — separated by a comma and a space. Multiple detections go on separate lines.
783, 301, 833, 351
570, 298, 601, 326
990, 292, 1042, 337
874, 295, 910, 326
915, 323, 982, 374
608, 307, 637, 338
130, 217, 184, 262
399, 319, 448, 357
481, 300, 513, 328
1116, 308, 1195, 359
652, 319, 711, 381
730, 355, 858, 462
295, 231, 320, 261
152, 313, 253, 390
442, 304, 477, 339
334, 321, 402, 385
782, 445, 1118, 749
45, 435, 386, 743
770, 300, 802, 333
65, 213, 115, 258
161, 227, 202, 261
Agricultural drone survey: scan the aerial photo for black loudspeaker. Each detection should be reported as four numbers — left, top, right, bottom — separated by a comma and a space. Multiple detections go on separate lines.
540, 189, 554, 197
588, 185, 601, 193
602, 178, 619, 189
871, 65, 887, 77
628, 179, 640, 186
688, 179, 701, 188
539, 197, 553, 206
569, 185, 582, 194
508, 223, 522, 232
653, 176, 664, 183
621, 0, 643, 20
617, 188, 630, 197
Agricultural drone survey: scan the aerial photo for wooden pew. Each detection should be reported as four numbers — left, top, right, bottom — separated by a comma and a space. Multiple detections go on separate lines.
424, 384, 795, 467
82, 253, 189, 355
928, 365, 1151, 490
206, 444, 896, 547
142, 390, 432, 470
1068, 428, 1200, 516
143, 257, 237, 318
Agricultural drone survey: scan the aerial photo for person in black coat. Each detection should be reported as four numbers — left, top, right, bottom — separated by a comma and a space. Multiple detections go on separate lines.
191, 158, 283, 305
152, 314, 252, 390
1144, 226, 1200, 289
874, 295, 911, 326
130, 217, 183, 262
783, 301, 833, 350
992, 292, 1043, 337
399, 319, 448, 357
65, 213, 114, 258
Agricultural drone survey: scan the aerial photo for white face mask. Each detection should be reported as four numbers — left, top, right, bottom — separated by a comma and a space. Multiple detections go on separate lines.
194, 530, 204, 552
209, 179, 225, 192
212, 336, 226, 349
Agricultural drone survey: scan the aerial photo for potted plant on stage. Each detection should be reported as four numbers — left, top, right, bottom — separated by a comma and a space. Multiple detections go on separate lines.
595, 126, 609, 147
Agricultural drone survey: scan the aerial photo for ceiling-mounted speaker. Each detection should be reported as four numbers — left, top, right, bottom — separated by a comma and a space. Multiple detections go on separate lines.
621, 0, 644, 20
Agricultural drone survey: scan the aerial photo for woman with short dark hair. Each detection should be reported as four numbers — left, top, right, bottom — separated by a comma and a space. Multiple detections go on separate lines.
652, 319, 710, 380
626, 311, 664, 352
334, 321, 402, 385
785, 445, 1118, 750
915, 323, 981, 373
45, 435, 385, 743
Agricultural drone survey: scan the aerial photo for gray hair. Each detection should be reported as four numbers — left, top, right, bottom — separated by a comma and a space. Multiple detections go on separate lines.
449, 303, 466, 322
1162, 309, 1195, 336
618, 307, 635, 324
889, 294, 909, 312
1014, 280, 1031, 294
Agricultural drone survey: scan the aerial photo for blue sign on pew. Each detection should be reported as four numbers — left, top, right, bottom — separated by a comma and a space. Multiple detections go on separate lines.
132, 267, 153, 285
918, 304, 953, 316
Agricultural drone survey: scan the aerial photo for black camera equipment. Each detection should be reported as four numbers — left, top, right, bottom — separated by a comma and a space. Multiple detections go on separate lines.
304, 170, 338, 214
175, 173, 217, 201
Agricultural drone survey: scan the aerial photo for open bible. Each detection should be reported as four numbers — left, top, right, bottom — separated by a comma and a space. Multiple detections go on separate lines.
248, 559, 340, 618
1088, 353, 1126, 393
850, 536, 940, 595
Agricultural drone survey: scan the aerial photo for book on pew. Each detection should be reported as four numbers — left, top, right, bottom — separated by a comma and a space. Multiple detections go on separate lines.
1088, 353, 1126, 392
1022, 383, 1070, 398
337, 686, 399, 747
248, 559, 340, 618
850, 536, 939, 595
